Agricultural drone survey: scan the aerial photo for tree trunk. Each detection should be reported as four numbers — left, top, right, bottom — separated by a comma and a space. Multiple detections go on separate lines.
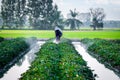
2, 25, 4, 29
2, 22, 5, 29
93, 26, 96, 30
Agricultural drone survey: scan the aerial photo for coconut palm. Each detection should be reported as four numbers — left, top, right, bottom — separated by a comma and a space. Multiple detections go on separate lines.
65, 9, 82, 30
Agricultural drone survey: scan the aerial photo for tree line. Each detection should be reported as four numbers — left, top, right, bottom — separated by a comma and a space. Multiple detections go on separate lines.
0, 0, 105, 30
1, 0, 63, 30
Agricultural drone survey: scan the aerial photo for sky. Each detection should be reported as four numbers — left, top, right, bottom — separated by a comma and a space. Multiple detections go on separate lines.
53, 0, 120, 21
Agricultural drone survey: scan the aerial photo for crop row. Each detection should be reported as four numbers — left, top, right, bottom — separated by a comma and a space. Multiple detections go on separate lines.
20, 39, 95, 80
81, 38, 120, 73
0, 38, 29, 69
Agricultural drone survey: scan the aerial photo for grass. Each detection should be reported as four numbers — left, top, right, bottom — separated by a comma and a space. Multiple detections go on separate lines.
0, 29, 120, 39
0, 30, 54, 38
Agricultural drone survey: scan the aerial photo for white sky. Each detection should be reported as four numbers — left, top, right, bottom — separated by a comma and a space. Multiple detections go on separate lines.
53, 0, 120, 20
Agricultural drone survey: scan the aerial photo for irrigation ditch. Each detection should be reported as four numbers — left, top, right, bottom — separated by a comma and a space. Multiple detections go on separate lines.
72, 41, 120, 80
0, 40, 45, 80
0, 38, 120, 80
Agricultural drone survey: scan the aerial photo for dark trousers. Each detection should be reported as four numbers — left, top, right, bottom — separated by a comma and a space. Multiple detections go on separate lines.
55, 30, 62, 41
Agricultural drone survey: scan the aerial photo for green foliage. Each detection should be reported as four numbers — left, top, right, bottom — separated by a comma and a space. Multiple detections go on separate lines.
66, 19, 82, 30
81, 38, 94, 46
81, 38, 120, 71
0, 37, 4, 42
90, 8, 105, 30
1, 0, 64, 30
1, 0, 26, 29
65, 9, 82, 30
27, 0, 59, 29
0, 38, 29, 69
14, 0, 26, 28
70, 9, 78, 18
20, 39, 94, 80
48, 4, 64, 29
1, 0, 14, 28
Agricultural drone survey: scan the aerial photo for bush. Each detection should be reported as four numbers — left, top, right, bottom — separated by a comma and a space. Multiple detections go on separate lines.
20, 39, 95, 80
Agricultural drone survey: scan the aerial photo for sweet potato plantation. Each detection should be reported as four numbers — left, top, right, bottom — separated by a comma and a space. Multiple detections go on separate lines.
0, 38, 29, 70
81, 38, 120, 75
20, 39, 95, 80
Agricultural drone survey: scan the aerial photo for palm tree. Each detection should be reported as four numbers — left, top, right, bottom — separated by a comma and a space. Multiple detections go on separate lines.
65, 9, 82, 30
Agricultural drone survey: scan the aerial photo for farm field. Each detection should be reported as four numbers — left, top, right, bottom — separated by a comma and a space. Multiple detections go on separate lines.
0, 38, 29, 78
81, 38, 120, 77
0, 29, 120, 39
0, 0, 120, 79
20, 39, 95, 80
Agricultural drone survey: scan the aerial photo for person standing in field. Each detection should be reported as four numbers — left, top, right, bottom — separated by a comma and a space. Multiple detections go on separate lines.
55, 26, 62, 42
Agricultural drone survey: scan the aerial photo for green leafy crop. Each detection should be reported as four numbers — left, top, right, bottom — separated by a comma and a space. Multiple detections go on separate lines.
20, 39, 95, 80
0, 38, 29, 69
81, 38, 120, 73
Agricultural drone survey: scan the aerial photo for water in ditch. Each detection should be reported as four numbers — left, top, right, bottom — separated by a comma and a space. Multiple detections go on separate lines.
1, 41, 119, 80
0, 41, 45, 80
72, 42, 120, 80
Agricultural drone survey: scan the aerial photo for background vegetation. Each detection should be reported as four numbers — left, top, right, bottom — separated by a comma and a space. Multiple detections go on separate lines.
0, 29, 120, 39
0, 0, 119, 30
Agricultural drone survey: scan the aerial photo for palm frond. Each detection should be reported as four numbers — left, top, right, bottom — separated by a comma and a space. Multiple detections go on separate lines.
70, 9, 78, 18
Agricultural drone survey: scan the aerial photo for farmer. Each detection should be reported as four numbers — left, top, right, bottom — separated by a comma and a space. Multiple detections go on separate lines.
55, 26, 62, 42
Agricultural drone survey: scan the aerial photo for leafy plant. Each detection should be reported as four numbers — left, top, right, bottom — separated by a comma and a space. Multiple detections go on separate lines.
81, 38, 120, 73
0, 38, 29, 69
20, 39, 95, 80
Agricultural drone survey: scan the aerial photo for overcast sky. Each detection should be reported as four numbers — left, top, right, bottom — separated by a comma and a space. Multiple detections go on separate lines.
53, 0, 120, 20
